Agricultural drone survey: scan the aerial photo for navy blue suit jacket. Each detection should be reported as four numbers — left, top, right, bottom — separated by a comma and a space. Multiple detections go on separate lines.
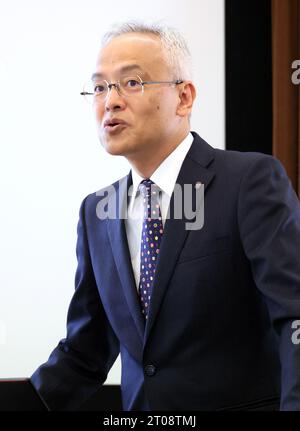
31, 132, 300, 410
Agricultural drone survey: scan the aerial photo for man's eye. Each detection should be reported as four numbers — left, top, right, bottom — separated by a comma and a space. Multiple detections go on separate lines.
94, 84, 106, 93
126, 79, 140, 88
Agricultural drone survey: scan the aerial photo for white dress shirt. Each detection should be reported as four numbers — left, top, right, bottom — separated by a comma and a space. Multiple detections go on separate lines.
125, 132, 194, 291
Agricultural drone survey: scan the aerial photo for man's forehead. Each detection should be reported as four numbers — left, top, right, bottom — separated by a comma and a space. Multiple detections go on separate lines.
95, 33, 167, 76
91, 64, 150, 81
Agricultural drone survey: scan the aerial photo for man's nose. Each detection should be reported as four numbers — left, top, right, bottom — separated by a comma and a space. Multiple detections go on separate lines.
105, 85, 126, 111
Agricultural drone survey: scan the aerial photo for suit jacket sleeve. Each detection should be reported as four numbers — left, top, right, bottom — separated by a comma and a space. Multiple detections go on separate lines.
30, 196, 120, 410
238, 154, 300, 410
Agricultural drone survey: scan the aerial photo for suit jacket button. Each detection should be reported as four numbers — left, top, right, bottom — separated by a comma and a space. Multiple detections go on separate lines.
144, 364, 156, 376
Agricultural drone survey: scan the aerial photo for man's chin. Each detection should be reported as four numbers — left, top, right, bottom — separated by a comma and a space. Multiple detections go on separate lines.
105, 146, 126, 156
100, 137, 129, 156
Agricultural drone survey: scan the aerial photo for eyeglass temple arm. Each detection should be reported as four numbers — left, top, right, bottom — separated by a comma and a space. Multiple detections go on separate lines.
141, 79, 183, 85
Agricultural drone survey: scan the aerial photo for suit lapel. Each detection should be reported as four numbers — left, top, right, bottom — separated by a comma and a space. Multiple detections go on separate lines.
106, 173, 145, 341
144, 133, 216, 344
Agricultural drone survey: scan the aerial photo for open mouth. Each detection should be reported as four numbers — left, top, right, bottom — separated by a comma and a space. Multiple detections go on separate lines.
106, 122, 121, 128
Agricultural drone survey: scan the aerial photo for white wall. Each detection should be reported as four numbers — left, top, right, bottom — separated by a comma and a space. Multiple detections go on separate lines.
0, 0, 224, 383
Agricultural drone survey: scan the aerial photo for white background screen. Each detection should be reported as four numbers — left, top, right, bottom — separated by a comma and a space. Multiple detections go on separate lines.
0, 0, 224, 383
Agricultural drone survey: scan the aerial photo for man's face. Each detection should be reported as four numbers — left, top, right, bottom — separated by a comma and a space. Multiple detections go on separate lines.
93, 33, 183, 160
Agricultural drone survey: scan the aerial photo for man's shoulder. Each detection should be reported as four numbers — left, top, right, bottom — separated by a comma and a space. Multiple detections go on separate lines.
191, 132, 276, 168
214, 147, 280, 174
214, 146, 276, 165
191, 131, 282, 175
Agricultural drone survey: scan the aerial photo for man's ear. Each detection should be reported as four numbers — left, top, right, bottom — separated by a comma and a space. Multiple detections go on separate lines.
176, 81, 196, 117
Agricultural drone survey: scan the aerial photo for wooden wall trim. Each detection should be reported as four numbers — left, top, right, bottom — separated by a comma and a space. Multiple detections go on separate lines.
272, 0, 300, 195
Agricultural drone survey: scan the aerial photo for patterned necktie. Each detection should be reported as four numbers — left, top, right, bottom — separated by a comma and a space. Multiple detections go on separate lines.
138, 179, 164, 320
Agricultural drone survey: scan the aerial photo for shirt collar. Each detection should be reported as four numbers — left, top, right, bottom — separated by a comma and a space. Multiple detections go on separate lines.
130, 132, 194, 200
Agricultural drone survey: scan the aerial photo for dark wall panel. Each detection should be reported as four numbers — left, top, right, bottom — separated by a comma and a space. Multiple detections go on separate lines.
226, 0, 272, 154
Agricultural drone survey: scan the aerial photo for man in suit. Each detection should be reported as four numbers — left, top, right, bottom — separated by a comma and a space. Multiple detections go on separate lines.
30, 22, 300, 411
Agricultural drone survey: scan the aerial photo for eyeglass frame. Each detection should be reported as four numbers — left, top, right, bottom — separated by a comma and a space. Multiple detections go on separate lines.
80, 74, 184, 100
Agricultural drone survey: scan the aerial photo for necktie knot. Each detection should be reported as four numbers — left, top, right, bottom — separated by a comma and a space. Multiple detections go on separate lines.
139, 179, 159, 197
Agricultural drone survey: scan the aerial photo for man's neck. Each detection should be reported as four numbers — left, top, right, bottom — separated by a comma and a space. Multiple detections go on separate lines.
127, 129, 190, 179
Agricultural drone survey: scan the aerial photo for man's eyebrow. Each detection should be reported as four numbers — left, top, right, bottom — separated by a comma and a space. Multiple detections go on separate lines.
91, 64, 147, 81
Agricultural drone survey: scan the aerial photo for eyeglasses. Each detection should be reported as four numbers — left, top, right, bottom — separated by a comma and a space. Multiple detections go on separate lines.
80, 75, 183, 103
